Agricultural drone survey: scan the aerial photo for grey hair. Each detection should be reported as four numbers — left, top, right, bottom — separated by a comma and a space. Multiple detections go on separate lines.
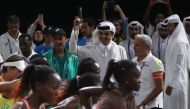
135, 34, 152, 49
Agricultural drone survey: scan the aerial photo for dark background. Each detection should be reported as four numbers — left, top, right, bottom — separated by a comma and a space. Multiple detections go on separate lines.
0, 0, 188, 36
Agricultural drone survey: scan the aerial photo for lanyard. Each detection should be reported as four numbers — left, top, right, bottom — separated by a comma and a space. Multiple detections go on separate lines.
7, 37, 13, 54
128, 39, 131, 60
158, 38, 161, 59
140, 62, 146, 72
158, 37, 169, 59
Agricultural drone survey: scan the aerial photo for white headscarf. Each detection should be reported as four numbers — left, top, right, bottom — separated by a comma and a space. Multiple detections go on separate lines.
91, 21, 116, 44
164, 14, 189, 58
126, 21, 144, 39
183, 16, 190, 25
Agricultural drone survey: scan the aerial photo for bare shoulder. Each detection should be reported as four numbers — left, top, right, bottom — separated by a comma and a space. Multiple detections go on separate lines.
98, 90, 124, 109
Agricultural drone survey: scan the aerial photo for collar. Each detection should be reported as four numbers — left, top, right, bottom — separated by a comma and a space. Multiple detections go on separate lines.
138, 52, 153, 64
99, 42, 112, 51
7, 32, 21, 41
20, 49, 37, 60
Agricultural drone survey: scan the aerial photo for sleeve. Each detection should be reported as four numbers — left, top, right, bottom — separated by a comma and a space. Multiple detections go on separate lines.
69, 29, 79, 53
169, 43, 187, 88
27, 23, 37, 37
120, 46, 128, 59
121, 18, 128, 39
151, 58, 164, 79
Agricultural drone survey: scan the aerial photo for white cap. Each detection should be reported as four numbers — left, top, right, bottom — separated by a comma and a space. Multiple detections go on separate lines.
96, 21, 116, 34
2, 60, 26, 72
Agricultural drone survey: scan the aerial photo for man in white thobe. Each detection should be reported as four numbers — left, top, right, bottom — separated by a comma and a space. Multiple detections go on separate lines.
152, 21, 169, 67
119, 21, 144, 60
183, 16, 190, 109
164, 14, 189, 109
69, 21, 127, 80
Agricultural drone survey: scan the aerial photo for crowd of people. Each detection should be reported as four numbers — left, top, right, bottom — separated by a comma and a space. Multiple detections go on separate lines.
0, 0, 189, 109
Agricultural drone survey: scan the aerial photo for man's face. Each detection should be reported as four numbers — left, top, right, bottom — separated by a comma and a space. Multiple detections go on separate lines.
19, 39, 32, 55
51, 35, 67, 49
133, 38, 148, 57
155, 13, 165, 25
81, 22, 93, 38
7, 23, 20, 35
98, 31, 113, 45
158, 27, 168, 38
34, 30, 44, 42
129, 26, 141, 39
113, 21, 121, 35
167, 23, 177, 35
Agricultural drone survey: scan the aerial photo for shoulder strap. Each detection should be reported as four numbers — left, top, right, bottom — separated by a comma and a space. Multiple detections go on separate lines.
22, 98, 31, 109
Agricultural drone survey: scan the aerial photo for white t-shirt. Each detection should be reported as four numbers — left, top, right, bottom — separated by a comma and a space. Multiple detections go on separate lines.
133, 52, 164, 108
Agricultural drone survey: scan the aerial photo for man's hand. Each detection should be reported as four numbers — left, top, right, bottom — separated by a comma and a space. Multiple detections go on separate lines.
73, 16, 82, 31
136, 105, 145, 109
165, 85, 173, 95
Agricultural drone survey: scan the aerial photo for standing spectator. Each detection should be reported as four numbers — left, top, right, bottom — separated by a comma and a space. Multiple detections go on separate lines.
102, 0, 128, 44
43, 27, 79, 80
0, 55, 26, 109
34, 26, 54, 54
69, 21, 127, 80
143, 0, 172, 38
133, 34, 164, 109
0, 15, 21, 60
164, 14, 189, 109
13, 33, 37, 63
119, 21, 144, 60
27, 14, 46, 47
65, 17, 96, 50
151, 21, 169, 67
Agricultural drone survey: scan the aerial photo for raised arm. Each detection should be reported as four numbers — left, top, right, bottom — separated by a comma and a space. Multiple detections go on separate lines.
143, 0, 157, 27
69, 16, 82, 54
27, 14, 46, 37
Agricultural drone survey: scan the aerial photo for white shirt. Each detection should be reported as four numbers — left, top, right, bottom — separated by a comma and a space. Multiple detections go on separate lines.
78, 42, 127, 80
0, 54, 3, 63
69, 29, 127, 80
152, 33, 169, 67
13, 49, 37, 63
146, 23, 156, 38
119, 38, 135, 60
133, 52, 164, 108
0, 32, 21, 60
